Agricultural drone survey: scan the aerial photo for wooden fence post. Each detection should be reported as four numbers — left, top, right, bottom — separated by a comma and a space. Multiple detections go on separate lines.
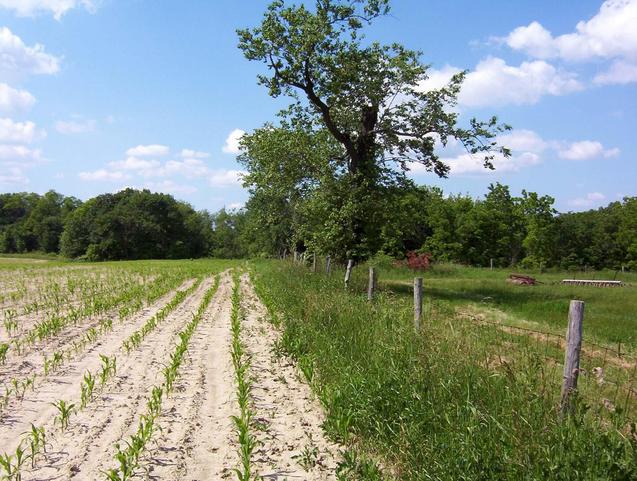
326, 255, 331, 275
312, 252, 317, 272
344, 259, 354, 288
560, 300, 585, 415
414, 277, 423, 332
367, 267, 376, 301
293, 251, 298, 263
490, 258, 494, 270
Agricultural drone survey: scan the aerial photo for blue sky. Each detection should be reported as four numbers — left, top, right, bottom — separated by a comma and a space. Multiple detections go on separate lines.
0, 0, 635, 213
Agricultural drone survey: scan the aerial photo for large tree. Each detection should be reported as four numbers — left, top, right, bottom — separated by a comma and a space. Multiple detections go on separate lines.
238, 0, 510, 259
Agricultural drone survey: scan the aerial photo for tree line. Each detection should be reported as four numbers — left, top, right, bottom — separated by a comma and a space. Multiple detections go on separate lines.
1, 185, 634, 269
215, 183, 637, 270
1, 189, 218, 261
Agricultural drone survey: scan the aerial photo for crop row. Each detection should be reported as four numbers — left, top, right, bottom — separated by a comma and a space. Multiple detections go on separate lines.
104, 276, 219, 481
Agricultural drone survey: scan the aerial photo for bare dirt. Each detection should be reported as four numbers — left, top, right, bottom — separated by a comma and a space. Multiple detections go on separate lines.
0, 270, 342, 480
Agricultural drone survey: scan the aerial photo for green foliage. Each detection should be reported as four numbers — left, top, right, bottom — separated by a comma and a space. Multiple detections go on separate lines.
252, 261, 637, 480
60, 189, 212, 260
238, 0, 509, 260
0, 191, 80, 254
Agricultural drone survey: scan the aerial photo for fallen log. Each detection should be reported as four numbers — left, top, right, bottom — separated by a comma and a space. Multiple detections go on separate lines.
561, 279, 623, 287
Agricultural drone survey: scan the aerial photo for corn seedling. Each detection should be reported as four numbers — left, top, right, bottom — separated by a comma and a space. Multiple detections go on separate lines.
52, 399, 75, 432
23, 424, 46, 468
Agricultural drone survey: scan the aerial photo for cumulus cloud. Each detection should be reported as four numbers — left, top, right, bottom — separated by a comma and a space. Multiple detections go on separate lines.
0, 27, 60, 80
0, 118, 46, 143
143, 180, 198, 195
108, 157, 160, 173
0, 0, 97, 19
421, 58, 582, 107
222, 129, 245, 154
0, 165, 28, 185
501, 1, 637, 85
78, 169, 130, 182
406, 128, 619, 177
55, 119, 96, 134
180, 149, 210, 159
594, 59, 637, 84
0, 144, 43, 163
568, 192, 607, 208
503, 1, 637, 62
557, 140, 620, 160
125, 144, 170, 157
0, 83, 36, 113
209, 169, 245, 186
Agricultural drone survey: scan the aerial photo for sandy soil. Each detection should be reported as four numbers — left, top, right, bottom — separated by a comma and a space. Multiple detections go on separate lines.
239, 273, 340, 481
0, 279, 196, 405
0, 276, 212, 470
0, 271, 342, 480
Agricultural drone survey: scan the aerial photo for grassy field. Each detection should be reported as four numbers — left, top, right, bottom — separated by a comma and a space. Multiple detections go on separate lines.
375, 262, 637, 349
251, 259, 637, 480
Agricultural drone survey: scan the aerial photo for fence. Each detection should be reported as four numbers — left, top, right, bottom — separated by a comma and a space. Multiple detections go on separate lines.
290, 253, 637, 420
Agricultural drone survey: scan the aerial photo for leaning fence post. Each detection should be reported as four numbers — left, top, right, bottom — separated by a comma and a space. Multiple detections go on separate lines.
560, 300, 585, 415
367, 267, 376, 301
414, 277, 423, 332
312, 252, 317, 272
344, 259, 354, 288
325, 255, 331, 275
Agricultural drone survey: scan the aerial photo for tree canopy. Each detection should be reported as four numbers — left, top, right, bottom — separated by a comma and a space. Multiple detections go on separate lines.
238, 0, 510, 259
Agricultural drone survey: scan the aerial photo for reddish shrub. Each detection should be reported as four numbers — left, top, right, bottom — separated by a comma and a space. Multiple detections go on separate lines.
406, 251, 432, 271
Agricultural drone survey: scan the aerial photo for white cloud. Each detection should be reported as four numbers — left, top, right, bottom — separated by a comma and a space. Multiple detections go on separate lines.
180, 148, 210, 159
209, 169, 245, 186
0, 165, 28, 185
557, 140, 620, 160
126, 144, 170, 157
0, 83, 36, 113
419, 65, 463, 91
162, 158, 209, 178
0, 118, 46, 143
0, 144, 43, 164
0, 27, 60, 80
108, 157, 160, 173
461, 58, 582, 107
427, 151, 542, 175
568, 192, 607, 208
0, 0, 97, 19
78, 169, 130, 182
421, 58, 582, 107
594, 59, 637, 84
497, 129, 548, 153
55, 119, 96, 134
222, 129, 245, 154
503, 1, 637, 62
227, 202, 244, 210
143, 180, 198, 195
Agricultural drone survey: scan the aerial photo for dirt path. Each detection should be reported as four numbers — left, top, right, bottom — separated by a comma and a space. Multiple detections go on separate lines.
0, 276, 215, 480
145, 270, 237, 481
239, 273, 340, 481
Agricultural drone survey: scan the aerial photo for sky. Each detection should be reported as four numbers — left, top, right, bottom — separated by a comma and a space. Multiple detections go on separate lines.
0, 0, 635, 213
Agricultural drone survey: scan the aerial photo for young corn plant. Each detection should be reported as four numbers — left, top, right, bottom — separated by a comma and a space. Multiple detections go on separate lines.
103, 277, 219, 481
0, 443, 28, 481
52, 399, 75, 432
23, 424, 47, 468
230, 272, 257, 481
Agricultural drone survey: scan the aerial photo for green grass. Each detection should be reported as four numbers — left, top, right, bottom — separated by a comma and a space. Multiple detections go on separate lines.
375, 262, 637, 349
251, 260, 637, 481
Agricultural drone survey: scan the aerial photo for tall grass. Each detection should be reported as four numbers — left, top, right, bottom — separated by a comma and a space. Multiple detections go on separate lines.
252, 260, 637, 481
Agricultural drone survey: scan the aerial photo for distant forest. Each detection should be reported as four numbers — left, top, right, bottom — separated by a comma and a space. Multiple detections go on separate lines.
0, 186, 635, 270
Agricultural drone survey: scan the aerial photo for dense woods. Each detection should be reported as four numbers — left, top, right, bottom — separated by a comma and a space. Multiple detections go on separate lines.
2, 185, 633, 269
